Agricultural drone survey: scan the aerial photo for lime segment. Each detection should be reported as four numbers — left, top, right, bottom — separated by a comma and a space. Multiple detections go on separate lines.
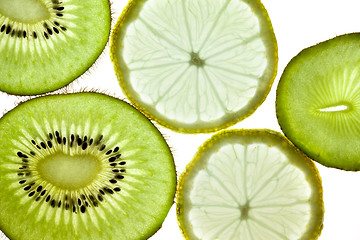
177, 130, 323, 239
111, 0, 277, 133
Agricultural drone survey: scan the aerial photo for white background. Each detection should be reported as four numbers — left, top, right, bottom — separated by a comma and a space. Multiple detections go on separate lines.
2, 0, 360, 239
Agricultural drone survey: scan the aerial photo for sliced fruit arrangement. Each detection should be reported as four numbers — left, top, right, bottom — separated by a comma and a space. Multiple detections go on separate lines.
111, 0, 278, 133
0, 0, 111, 95
276, 33, 360, 171
0, 92, 176, 240
177, 129, 324, 240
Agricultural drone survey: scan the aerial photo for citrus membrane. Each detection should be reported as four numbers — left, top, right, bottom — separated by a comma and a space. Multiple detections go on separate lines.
177, 129, 324, 239
276, 33, 360, 171
111, 0, 278, 133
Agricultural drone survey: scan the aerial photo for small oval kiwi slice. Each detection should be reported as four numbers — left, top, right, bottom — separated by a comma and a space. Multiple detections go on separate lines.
276, 33, 360, 170
0, 92, 176, 239
0, 0, 111, 95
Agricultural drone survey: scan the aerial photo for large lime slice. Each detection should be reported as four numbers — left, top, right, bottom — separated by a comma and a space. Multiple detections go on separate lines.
177, 129, 324, 239
111, 0, 278, 133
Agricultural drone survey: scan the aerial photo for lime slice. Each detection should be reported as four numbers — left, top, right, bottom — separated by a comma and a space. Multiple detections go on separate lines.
177, 129, 324, 239
111, 0, 278, 133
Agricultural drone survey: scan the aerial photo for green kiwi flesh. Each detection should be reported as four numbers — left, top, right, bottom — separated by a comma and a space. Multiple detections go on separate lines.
0, 0, 111, 95
276, 33, 360, 171
0, 92, 176, 239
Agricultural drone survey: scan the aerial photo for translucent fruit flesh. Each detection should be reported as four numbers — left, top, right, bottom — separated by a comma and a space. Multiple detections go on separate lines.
111, 0, 278, 133
177, 129, 324, 240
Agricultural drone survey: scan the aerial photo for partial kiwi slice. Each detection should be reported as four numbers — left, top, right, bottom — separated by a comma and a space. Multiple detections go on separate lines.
0, 92, 176, 240
0, 0, 111, 95
276, 33, 360, 171
177, 129, 324, 240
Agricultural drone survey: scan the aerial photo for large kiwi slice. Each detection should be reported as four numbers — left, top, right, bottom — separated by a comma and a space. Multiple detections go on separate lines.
276, 33, 360, 170
0, 92, 176, 239
0, 0, 111, 95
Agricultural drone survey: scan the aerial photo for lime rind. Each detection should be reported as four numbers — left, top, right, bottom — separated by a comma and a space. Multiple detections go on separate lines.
110, 0, 278, 133
177, 129, 324, 240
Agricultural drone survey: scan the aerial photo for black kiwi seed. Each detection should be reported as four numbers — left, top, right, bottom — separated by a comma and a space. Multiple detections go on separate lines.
0, 25, 5, 32
109, 157, 116, 162
116, 154, 121, 159
82, 142, 87, 150
54, 21, 60, 26
110, 163, 117, 166
18, 172, 24, 175
53, 27, 59, 34
78, 199, 82, 206
44, 32, 49, 39
6, 26, 11, 34
23, 30, 26, 38
41, 190, 46, 196
36, 197, 41, 201
58, 201, 61, 208
47, 141, 52, 148
37, 186, 43, 192
109, 179, 117, 184
77, 137, 82, 146
51, 200, 56, 208
11, 30, 15, 37
57, 13, 63, 17
99, 189, 105, 195
96, 135, 103, 145
112, 169, 119, 173
85, 201, 89, 207
83, 136, 87, 142
47, 28, 53, 35
17, 152, 23, 157
80, 206, 85, 213
116, 175, 124, 180
72, 206, 76, 213
99, 145, 106, 151
46, 195, 51, 202
65, 203, 70, 210
114, 147, 119, 152
119, 161, 126, 165
28, 191, 35, 197
31, 140, 36, 145
30, 151, 35, 156
106, 150, 112, 155
17, 31, 21, 38
41, 142, 47, 149
63, 137, 66, 144
24, 185, 32, 191
19, 180, 26, 184
81, 194, 86, 200
57, 137, 62, 144
33, 32, 37, 39
49, 133, 53, 140
114, 187, 121, 192
104, 188, 113, 194
97, 194, 103, 201
55, 131, 60, 137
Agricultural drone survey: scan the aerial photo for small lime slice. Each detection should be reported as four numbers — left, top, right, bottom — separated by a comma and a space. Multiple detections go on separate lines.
177, 129, 324, 239
111, 0, 278, 133
276, 33, 360, 171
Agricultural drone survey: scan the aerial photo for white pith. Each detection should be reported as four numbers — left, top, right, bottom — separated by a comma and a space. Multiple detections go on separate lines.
121, 0, 269, 127
185, 142, 312, 240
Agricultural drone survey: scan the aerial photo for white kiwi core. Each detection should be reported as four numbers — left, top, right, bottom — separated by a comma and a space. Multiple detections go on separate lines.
37, 153, 102, 190
0, 0, 50, 23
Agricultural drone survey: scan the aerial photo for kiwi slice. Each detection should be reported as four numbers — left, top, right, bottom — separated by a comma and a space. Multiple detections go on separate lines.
0, 92, 176, 239
276, 33, 360, 170
0, 0, 111, 95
